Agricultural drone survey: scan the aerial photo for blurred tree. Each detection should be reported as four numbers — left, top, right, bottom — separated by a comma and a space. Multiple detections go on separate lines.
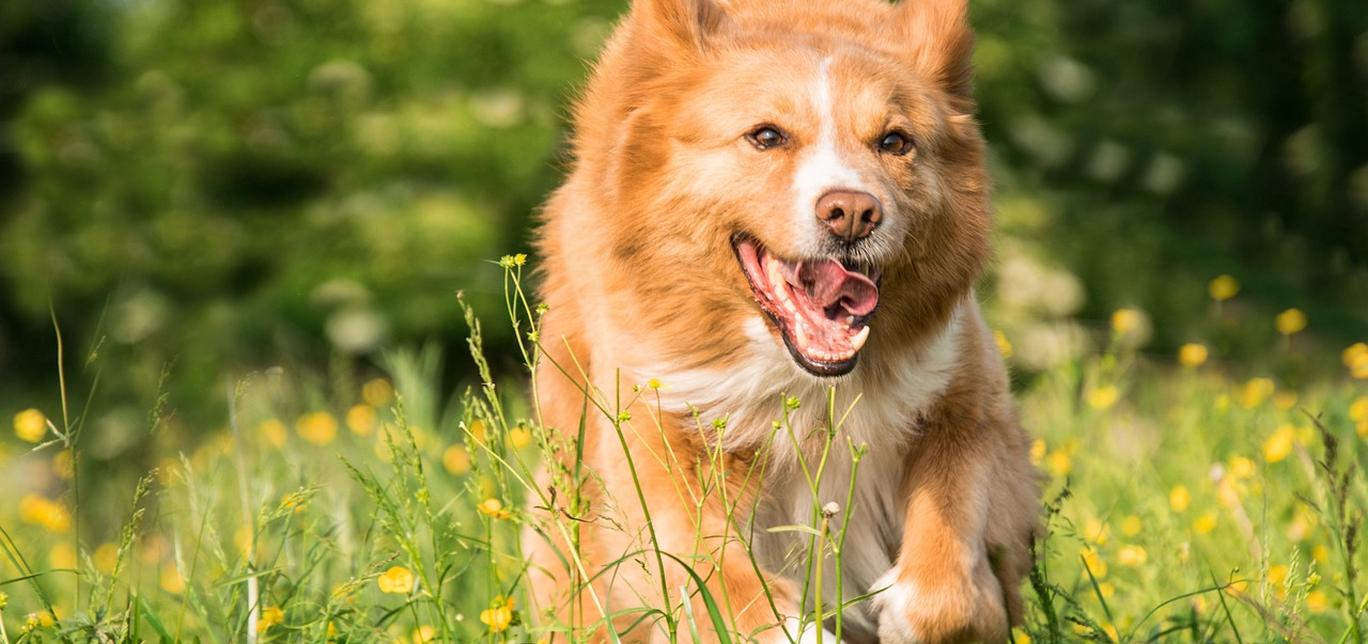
974, 0, 1366, 362
0, 0, 115, 389
1, 0, 622, 420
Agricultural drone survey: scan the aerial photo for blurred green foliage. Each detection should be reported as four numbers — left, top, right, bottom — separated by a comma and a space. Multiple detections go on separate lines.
1, 0, 1364, 422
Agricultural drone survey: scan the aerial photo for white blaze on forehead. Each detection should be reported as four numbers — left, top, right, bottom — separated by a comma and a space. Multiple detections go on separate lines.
792, 57, 865, 244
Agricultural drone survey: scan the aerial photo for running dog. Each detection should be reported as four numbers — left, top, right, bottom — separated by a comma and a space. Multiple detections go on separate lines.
526, 0, 1039, 641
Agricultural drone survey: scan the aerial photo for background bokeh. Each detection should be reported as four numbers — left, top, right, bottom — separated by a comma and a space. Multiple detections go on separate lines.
2, 0, 1365, 442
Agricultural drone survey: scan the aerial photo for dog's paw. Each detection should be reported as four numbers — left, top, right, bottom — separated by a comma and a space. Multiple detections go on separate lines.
870, 566, 1007, 644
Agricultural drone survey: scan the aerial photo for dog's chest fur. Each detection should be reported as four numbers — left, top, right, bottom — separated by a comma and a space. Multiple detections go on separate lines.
648, 307, 963, 638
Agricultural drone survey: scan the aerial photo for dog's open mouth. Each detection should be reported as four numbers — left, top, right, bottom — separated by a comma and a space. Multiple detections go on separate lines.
733, 235, 881, 376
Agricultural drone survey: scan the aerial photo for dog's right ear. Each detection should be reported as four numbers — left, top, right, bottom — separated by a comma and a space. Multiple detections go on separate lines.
887, 0, 975, 100
629, 0, 729, 56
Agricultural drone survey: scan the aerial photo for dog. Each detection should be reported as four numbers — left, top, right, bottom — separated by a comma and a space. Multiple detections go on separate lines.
524, 0, 1039, 641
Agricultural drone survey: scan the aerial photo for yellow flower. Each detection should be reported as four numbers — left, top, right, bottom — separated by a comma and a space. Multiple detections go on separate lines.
443, 445, 471, 475
1178, 343, 1208, 368
1275, 308, 1306, 336
1268, 564, 1289, 587
258, 419, 287, 449
1084, 518, 1110, 545
376, 566, 414, 594
93, 542, 119, 574
1346, 396, 1368, 440
1312, 544, 1330, 564
1120, 515, 1142, 537
1169, 485, 1191, 513
509, 427, 532, 450
994, 329, 1013, 359
362, 378, 395, 407
1103, 623, 1119, 642
647, 377, 663, 390
1111, 308, 1142, 335
1080, 547, 1107, 578
258, 606, 284, 632
1047, 451, 1072, 478
412, 625, 438, 643
1263, 424, 1296, 463
1239, 377, 1275, 408
478, 498, 512, 520
480, 596, 515, 633
1346, 343, 1368, 367
13, 408, 48, 443
19, 495, 72, 533
1117, 544, 1147, 567
1344, 343, 1368, 379
1099, 582, 1116, 599
160, 564, 185, 594
1013, 629, 1032, 644
279, 490, 308, 514
1209, 275, 1240, 301
346, 404, 377, 436
296, 412, 338, 446
1193, 511, 1218, 534
1086, 385, 1119, 410
467, 419, 487, 443
1306, 590, 1329, 613
1350, 396, 1368, 423
1352, 397, 1368, 438
20, 613, 39, 634
1029, 439, 1046, 465
1227, 456, 1256, 480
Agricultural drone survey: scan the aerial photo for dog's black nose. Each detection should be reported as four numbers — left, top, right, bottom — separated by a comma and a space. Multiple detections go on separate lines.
816, 190, 881, 241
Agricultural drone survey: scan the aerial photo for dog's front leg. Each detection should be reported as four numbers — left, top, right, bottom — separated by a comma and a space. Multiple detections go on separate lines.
871, 423, 1008, 644
592, 424, 818, 643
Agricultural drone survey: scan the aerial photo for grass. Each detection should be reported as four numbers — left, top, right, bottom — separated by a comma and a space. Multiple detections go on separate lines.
2, 258, 1367, 643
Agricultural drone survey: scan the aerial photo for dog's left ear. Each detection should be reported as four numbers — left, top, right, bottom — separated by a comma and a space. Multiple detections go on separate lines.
887, 0, 975, 99
630, 0, 730, 57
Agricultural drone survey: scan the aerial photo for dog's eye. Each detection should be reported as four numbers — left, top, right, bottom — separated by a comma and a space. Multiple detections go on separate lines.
746, 125, 787, 150
878, 131, 913, 155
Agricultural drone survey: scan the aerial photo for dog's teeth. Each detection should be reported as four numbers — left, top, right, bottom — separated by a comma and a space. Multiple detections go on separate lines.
850, 326, 870, 352
766, 256, 786, 289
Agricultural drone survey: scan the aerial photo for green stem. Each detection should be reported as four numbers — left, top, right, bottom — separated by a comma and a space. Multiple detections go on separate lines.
606, 369, 674, 636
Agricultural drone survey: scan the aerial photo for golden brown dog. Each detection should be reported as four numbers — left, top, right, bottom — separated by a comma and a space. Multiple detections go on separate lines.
524, 0, 1039, 641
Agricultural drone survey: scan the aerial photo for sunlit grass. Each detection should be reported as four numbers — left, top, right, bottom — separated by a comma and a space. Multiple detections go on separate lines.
2, 260, 1366, 642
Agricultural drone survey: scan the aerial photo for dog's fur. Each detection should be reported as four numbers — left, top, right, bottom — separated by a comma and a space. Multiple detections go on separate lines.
524, 0, 1039, 641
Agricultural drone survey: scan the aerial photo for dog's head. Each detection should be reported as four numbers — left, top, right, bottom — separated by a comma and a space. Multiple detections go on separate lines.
583, 0, 990, 377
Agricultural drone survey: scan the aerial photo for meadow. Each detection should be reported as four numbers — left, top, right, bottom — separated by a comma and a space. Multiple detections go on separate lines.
2, 0, 1365, 641
2, 259, 1366, 643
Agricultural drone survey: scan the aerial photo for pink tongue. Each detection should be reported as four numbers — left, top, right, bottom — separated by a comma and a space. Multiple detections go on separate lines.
795, 259, 879, 316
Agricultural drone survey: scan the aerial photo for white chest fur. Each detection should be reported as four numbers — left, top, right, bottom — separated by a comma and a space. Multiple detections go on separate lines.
645, 306, 964, 639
